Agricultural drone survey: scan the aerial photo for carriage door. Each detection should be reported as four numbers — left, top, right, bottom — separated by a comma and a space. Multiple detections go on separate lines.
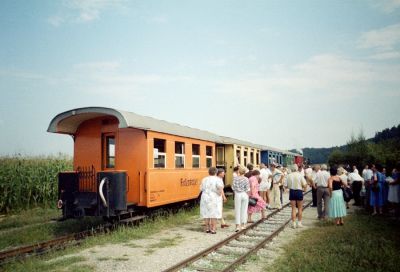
102, 133, 116, 170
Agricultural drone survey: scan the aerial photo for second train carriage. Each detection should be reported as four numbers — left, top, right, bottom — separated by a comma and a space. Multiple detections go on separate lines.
217, 137, 261, 187
48, 107, 302, 219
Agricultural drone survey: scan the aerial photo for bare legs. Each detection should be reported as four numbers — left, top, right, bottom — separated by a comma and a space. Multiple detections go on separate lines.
260, 191, 269, 206
204, 218, 217, 233
335, 217, 344, 225
204, 218, 210, 232
297, 200, 303, 222
210, 218, 217, 233
372, 205, 383, 215
291, 200, 304, 228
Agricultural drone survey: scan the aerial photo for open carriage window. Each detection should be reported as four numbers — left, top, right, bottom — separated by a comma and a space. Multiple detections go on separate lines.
192, 144, 200, 168
175, 142, 185, 168
206, 146, 213, 168
243, 150, 248, 167
154, 138, 166, 168
105, 135, 115, 168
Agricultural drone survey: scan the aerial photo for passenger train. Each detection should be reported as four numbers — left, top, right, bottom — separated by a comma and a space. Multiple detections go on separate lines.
48, 107, 303, 219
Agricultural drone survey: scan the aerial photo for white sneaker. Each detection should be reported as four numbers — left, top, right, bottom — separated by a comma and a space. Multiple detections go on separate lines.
291, 221, 297, 229
297, 221, 303, 228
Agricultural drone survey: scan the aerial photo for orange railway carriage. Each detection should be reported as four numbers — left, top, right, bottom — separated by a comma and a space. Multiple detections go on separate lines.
48, 107, 220, 219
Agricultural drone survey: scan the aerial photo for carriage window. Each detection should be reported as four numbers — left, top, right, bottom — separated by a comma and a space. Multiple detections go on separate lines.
192, 144, 200, 168
236, 149, 241, 165
154, 138, 166, 168
206, 146, 213, 168
106, 136, 115, 168
175, 142, 185, 168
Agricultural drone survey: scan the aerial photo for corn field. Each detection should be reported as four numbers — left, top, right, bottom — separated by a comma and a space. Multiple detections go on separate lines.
0, 155, 73, 213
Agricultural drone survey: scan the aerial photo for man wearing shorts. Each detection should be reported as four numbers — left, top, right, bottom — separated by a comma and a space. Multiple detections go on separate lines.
285, 164, 307, 228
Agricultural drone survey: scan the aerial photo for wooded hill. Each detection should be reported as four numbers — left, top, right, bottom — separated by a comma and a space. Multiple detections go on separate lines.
301, 124, 400, 165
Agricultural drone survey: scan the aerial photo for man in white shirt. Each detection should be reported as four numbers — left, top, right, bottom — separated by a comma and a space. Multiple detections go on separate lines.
259, 163, 272, 206
304, 165, 316, 206
348, 168, 364, 206
315, 164, 331, 219
285, 164, 307, 228
362, 165, 373, 207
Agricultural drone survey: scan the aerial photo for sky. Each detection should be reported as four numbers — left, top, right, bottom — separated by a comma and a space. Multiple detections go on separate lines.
1, 0, 400, 156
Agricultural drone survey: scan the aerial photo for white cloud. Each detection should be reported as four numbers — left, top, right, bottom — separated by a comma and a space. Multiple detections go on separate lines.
369, 51, 400, 60
70, 61, 194, 95
47, 15, 65, 27
48, 0, 127, 26
205, 58, 227, 67
147, 15, 168, 24
371, 0, 400, 13
74, 61, 121, 72
213, 54, 400, 100
358, 23, 400, 61
358, 23, 400, 51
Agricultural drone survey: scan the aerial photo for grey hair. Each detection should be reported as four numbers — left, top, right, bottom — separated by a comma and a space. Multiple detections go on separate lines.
208, 167, 218, 175
290, 164, 298, 172
321, 164, 328, 170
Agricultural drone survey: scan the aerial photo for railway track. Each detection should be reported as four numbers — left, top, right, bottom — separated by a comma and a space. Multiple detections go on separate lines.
0, 215, 146, 266
164, 190, 312, 272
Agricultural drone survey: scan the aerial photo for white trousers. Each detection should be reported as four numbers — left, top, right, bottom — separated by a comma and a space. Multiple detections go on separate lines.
234, 191, 249, 225
270, 183, 282, 209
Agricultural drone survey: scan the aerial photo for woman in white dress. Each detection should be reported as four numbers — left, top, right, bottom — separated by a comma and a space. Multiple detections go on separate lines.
200, 167, 224, 234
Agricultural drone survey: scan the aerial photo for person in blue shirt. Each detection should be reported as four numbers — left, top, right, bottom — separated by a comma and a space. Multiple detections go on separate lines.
370, 165, 385, 215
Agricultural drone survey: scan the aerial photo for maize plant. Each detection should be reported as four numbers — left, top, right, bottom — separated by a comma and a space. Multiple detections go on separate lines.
0, 154, 73, 213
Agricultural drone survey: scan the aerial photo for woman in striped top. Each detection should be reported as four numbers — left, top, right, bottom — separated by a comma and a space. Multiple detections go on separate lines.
232, 167, 250, 232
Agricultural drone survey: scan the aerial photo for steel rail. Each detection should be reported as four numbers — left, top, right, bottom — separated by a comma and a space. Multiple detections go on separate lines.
221, 199, 313, 272
163, 190, 312, 272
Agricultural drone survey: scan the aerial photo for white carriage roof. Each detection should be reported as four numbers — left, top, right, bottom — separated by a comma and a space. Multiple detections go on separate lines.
47, 107, 223, 143
219, 136, 260, 149
47, 107, 301, 155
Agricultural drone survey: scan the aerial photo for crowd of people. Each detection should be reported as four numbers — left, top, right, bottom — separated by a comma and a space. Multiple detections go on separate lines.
199, 162, 400, 234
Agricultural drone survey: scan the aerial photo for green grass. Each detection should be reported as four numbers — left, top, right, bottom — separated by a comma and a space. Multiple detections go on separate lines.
0, 210, 104, 251
0, 208, 60, 231
144, 234, 184, 255
269, 211, 400, 272
2, 206, 199, 271
4, 256, 89, 272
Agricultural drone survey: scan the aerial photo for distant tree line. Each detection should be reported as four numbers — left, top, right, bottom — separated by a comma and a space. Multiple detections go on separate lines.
302, 124, 400, 169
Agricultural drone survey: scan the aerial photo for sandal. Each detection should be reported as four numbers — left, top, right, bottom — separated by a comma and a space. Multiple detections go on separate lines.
206, 230, 211, 233
211, 231, 216, 234
235, 229, 239, 232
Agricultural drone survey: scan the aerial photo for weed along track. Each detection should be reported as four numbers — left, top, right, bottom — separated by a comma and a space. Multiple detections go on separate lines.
164, 191, 312, 272
0, 214, 146, 266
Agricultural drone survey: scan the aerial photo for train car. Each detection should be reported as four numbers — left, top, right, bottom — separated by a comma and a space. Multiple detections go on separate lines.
260, 146, 283, 166
282, 151, 297, 167
48, 107, 222, 219
217, 137, 260, 187
294, 155, 304, 165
